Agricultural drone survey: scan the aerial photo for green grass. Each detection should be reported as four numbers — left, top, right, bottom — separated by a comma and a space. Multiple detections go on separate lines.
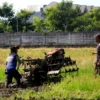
1, 47, 100, 99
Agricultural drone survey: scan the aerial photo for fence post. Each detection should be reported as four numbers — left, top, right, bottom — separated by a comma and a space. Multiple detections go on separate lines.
83, 32, 84, 45
2, 34, 4, 47
45, 35, 46, 45
20, 33, 22, 46
69, 32, 71, 44
57, 35, 59, 45
9, 33, 11, 46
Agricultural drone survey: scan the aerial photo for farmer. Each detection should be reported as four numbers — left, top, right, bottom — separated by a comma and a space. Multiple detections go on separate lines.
5, 46, 23, 88
92, 34, 100, 78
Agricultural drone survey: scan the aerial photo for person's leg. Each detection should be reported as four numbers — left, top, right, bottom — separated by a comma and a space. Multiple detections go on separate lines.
13, 70, 21, 87
5, 72, 13, 88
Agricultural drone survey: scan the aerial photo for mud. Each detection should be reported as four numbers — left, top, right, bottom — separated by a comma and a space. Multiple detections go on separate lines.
0, 79, 41, 98
0, 82, 98, 100
0, 82, 17, 97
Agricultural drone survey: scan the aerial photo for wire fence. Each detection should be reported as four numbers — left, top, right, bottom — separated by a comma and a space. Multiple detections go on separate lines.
0, 32, 97, 47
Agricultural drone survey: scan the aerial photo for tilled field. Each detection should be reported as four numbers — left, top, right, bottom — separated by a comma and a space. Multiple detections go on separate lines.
0, 82, 40, 100
0, 82, 19, 97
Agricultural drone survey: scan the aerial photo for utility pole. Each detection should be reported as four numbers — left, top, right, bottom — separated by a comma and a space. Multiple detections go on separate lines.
16, 16, 18, 33
16, 9, 19, 33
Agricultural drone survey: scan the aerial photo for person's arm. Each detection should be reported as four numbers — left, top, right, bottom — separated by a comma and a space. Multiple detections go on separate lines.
6, 55, 9, 65
5, 57, 8, 73
6, 59, 8, 65
16, 55, 23, 70
92, 52, 97, 55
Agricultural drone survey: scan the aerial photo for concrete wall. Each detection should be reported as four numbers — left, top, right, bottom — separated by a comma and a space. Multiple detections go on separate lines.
0, 32, 97, 47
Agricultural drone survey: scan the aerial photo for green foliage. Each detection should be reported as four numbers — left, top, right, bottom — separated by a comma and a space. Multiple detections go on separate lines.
6, 25, 12, 33
0, 2, 34, 33
42, 1, 100, 32
14, 9, 34, 32
0, 2, 14, 18
0, 20, 4, 33
71, 8, 100, 32
44, 0, 72, 31
33, 17, 48, 35
44, 0, 82, 32
1, 1, 100, 32
8, 9, 34, 32
22, 26, 26, 33
0, 2, 14, 33
17, 9, 33, 23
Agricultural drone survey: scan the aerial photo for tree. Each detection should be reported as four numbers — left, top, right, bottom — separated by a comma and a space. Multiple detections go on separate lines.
0, 2, 14, 33
44, 0, 73, 31
0, 20, 4, 33
33, 17, 47, 34
71, 8, 100, 32
44, 0, 82, 32
43, 7, 57, 31
17, 9, 33, 24
6, 25, 12, 33
0, 2, 14, 19
11, 9, 34, 32
0, 2, 35, 33
67, 5, 82, 31
22, 26, 26, 33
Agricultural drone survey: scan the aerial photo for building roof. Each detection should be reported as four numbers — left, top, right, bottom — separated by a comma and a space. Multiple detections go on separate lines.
27, 12, 42, 23
44, 1, 58, 9
27, 1, 100, 23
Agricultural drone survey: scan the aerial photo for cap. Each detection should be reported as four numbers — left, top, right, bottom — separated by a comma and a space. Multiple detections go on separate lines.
10, 45, 20, 53
94, 33, 100, 38
10, 45, 20, 50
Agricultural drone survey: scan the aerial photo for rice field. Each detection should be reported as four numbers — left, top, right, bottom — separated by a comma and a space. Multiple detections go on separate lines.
0, 47, 100, 99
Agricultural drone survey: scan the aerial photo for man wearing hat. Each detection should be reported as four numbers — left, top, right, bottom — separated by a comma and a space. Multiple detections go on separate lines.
5, 45, 23, 88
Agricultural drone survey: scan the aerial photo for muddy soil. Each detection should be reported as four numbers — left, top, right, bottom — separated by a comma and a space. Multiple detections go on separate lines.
0, 79, 41, 98
0, 82, 19, 97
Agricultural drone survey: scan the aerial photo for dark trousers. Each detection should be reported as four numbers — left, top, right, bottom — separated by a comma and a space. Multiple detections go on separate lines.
5, 70, 21, 87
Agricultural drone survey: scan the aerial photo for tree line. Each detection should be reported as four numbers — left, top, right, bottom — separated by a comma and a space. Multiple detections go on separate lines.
0, 0, 100, 33
0, 2, 34, 33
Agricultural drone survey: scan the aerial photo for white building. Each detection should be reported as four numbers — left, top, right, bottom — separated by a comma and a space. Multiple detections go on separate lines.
27, 1, 100, 23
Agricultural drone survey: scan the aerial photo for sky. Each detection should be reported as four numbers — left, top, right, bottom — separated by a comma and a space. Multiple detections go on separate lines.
0, 0, 100, 12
